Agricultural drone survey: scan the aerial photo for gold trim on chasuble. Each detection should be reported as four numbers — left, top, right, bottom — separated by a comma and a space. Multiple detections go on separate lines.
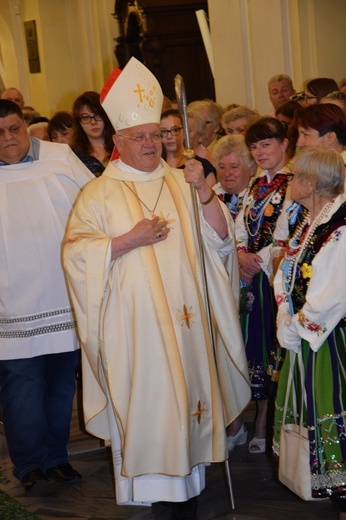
119, 176, 190, 423
121, 175, 215, 429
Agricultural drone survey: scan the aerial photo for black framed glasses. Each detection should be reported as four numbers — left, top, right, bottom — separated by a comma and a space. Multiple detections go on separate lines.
79, 114, 103, 124
160, 126, 183, 138
117, 133, 162, 144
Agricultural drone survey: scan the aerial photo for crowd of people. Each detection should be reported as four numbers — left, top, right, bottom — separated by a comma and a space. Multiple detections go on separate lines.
0, 66, 345, 520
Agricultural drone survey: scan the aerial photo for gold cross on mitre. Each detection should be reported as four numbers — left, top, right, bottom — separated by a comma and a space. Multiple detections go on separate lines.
134, 83, 145, 103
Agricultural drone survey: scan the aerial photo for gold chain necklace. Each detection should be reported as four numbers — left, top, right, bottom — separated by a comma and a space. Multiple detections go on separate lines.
121, 178, 165, 217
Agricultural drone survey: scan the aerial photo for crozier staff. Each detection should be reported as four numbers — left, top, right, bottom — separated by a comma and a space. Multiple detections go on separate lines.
63, 57, 250, 519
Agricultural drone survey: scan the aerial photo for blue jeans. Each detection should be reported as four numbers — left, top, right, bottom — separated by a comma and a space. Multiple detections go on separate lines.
0, 350, 79, 481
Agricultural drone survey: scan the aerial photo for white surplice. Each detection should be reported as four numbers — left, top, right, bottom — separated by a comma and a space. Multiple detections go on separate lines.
0, 141, 93, 359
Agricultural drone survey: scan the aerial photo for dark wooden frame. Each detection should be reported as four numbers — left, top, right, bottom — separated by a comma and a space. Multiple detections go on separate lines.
113, 0, 215, 102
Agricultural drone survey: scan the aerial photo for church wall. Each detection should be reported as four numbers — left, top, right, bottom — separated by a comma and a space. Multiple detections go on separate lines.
0, 0, 345, 117
208, 0, 345, 113
299, 0, 346, 83
0, 0, 117, 116
0, 1, 30, 98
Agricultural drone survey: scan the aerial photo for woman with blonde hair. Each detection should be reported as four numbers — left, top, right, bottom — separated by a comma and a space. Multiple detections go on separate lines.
221, 105, 260, 136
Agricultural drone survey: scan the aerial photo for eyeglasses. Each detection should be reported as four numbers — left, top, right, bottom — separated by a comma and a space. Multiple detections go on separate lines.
304, 94, 317, 101
160, 126, 183, 138
117, 133, 162, 144
79, 114, 103, 124
290, 92, 305, 102
286, 173, 294, 182
289, 92, 317, 102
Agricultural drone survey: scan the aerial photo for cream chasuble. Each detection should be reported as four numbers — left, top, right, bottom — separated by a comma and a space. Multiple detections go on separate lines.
63, 159, 250, 505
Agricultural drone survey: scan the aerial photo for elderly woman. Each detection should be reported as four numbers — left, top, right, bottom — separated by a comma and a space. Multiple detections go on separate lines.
212, 134, 257, 220
27, 121, 49, 141
221, 105, 260, 136
321, 91, 346, 114
272, 103, 346, 267
235, 117, 291, 454
212, 134, 257, 451
273, 146, 346, 519
187, 99, 224, 161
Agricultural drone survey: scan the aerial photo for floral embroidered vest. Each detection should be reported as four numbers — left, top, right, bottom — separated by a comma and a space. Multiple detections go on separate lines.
244, 173, 289, 252
291, 202, 346, 320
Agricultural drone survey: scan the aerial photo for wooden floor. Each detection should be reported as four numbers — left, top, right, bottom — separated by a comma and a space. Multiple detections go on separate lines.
0, 402, 339, 520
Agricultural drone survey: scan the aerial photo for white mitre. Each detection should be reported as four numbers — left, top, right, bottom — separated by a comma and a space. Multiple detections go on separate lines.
100, 57, 163, 131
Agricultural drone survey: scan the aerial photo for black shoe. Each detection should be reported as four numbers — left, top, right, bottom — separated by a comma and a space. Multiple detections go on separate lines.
171, 497, 198, 520
152, 501, 174, 519
22, 468, 49, 494
46, 463, 81, 481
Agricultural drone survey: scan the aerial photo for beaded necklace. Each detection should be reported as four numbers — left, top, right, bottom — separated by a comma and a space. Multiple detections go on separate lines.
250, 173, 284, 200
245, 191, 277, 237
245, 173, 288, 238
281, 200, 334, 296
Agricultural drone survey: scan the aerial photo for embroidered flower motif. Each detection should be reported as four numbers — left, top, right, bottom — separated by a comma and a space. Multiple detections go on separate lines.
298, 310, 307, 325
275, 293, 287, 306
240, 285, 255, 314
301, 262, 312, 279
271, 192, 283, 205
246, 291, 255, 312
329, 229, 342, 243
246, 173, 289, 252
298, 310, 327, 336
264, 204, 274, 217
306, 322, 327, 334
